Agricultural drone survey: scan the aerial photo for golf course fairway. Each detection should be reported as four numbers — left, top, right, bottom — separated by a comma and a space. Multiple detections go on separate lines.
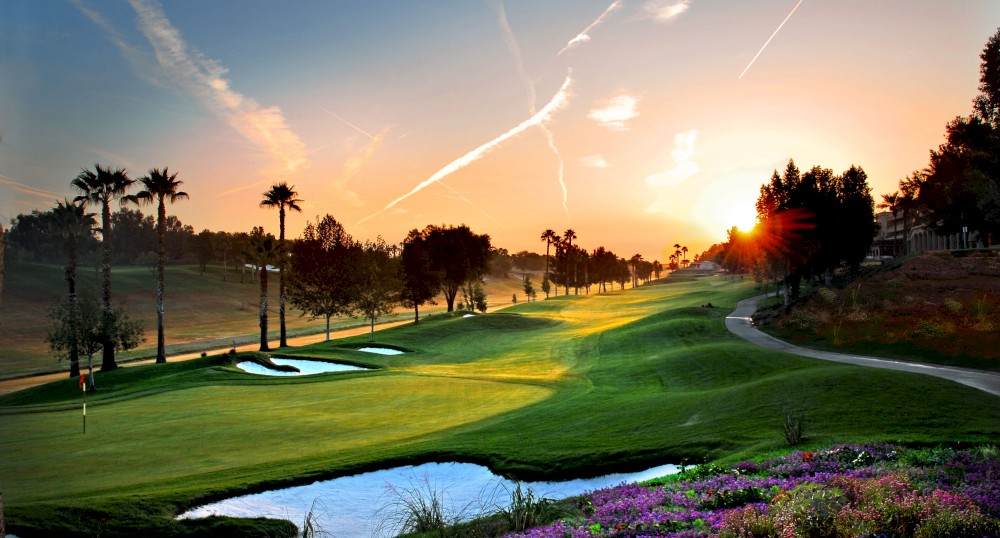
2, 276, 999, 536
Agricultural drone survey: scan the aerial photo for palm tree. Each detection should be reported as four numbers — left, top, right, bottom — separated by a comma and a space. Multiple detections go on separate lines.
878, 191, 900, 257
126, 167, 188, 363
72, 164, 134, 371
681, 246, 689, 266
629, 253, 643, 288
249, 227, 281, 351
563, 229, 577, 295
540, 229, 558, 298
260, 182, 302, 348
47, 199, 97, 378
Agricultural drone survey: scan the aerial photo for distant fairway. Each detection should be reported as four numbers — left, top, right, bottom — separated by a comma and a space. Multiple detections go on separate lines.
0, 260, 527, 378
2, 276, 998, 536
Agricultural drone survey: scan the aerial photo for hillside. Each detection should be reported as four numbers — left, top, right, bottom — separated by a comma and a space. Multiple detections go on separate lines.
761, 249, 1000, 371
0, 259, 527, 379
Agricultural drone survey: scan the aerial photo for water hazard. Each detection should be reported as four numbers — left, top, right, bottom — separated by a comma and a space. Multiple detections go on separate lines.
179, 461, 678, 537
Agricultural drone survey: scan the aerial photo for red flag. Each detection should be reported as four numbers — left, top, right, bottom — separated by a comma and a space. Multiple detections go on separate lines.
79, 375, 86, 389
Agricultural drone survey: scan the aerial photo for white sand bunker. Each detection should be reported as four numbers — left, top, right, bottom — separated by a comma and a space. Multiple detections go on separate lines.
237, 357, 368, 376
357, 347, 404, 355
463, 314, 476, 318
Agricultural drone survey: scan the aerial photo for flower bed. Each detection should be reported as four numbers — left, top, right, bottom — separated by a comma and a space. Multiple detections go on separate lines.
505, 443, 1000, 537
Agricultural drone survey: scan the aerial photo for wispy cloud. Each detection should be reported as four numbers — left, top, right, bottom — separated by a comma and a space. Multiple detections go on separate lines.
643, 0, 692, 22
645, 129, 700, 213
558, 0, 623, 56
739, 0, 805, 79
0, 174, 65, 200
490, 0, 570, 216
79, 0, 309, 174
357, 72, 574, 227
588, 93, 639, 131
581, 154, 610, 168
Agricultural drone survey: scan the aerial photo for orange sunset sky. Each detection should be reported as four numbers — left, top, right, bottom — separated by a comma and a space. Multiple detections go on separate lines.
2, 1, 998, 260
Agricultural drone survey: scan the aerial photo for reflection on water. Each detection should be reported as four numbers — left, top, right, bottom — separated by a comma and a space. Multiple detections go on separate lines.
179, 461, 678, 537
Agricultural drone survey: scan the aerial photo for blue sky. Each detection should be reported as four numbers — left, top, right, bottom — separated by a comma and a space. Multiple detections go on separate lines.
2, 1, 998, 258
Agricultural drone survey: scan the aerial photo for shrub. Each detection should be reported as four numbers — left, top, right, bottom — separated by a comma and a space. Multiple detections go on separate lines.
943, 298, 963, 314
783, 310, 819, 330
719, 505, 779, 538
782, 406, 805, 446
816, 288, 837, 304
912, 320, 946, 339
771, 482, 847, 538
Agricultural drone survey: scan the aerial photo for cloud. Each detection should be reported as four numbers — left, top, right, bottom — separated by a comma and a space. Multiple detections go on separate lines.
357, 72, 574, 227
645, 129, 700, 189
340, 127, 388, 184
85, 0, 309, 173
643, 0, 692, 22
588, 94, 639, 131
0, 174, 64, 200
558, 0, 623, 55
581, 154, 610, 168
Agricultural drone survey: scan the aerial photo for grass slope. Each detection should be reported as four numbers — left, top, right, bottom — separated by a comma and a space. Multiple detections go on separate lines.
0, 260, 526, 378
1, 276, 998, 536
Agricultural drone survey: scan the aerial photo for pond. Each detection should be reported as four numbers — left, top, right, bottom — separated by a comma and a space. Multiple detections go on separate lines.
178, 461, 678, 537
236, 357, 369, 376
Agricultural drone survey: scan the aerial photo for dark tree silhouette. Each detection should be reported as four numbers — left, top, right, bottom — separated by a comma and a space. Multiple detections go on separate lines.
354, 237, 400, 341
419, 224, 492, 312
540, 229, 558, 298
260, 182, 302, 348
249, 227, 280, 351
399, 229, 439, 323
46, 200, 97, 377
72, 164, 134, 371
287, 215, 361, 339
126, 167, 188, 363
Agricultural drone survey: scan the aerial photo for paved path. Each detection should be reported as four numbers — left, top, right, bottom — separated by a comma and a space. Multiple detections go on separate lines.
726, 295, 1000, 397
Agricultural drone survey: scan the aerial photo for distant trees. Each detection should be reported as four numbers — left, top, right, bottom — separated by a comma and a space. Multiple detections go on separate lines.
248, 227, 281, 351
911, 27, 1000, 245
47, 293, 144, 388
753, 159, 876, 303
47, 200, 97, 377
260, 182, 302, 348
539, 229, 558, 298
418, 224, 492, 312
72, 164, 135, 371
286, 215, 361, 339
398, 229, 439, 324
355, 238, 400, 341
127, 167, 188, 363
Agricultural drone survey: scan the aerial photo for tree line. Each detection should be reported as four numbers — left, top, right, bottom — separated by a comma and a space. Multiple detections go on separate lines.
9, 165, 690, 379
876, 27, 1000, 251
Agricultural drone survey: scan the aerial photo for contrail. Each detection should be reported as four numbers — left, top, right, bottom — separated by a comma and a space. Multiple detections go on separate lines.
491, 0, 570, 216
738, 0, 805, 80
558, 0, 623, 56
357, 72, 573, 227
323, 108, 378, 140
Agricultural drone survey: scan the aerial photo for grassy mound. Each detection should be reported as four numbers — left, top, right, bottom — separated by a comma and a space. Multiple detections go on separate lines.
1, 276, 998, 536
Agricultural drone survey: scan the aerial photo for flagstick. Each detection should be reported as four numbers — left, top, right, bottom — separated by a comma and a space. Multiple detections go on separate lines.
83, 377, 87, 435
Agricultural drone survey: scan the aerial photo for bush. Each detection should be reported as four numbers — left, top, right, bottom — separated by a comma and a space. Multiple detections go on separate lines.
771, 482, 847, 538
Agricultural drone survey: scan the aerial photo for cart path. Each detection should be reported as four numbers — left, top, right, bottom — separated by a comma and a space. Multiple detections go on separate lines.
726, 294, 1000, 397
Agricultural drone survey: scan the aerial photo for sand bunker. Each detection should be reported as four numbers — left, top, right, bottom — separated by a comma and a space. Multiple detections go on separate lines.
357, 347, 404, 355
236, 357, 368, 376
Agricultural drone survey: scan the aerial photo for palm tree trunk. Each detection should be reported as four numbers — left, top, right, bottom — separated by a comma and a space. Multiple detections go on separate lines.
155, 199, 166, 363
100, 201, 117, 371
259, 266, 269, 351
278, 208, 287, 348
543, 240, 550, 299
66, 236, 80, 378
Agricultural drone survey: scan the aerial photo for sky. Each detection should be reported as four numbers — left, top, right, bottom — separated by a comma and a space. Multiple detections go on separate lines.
1, 1, 998, 261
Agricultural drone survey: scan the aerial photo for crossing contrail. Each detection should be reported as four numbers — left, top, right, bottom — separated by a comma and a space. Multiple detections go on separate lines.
356, 72, 573, 227
738, 0, 805, 80
491, 0, 570, 216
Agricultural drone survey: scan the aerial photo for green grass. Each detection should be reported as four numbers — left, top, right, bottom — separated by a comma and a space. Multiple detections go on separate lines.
0, 260, 528, 378
1, 276, 998, 537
